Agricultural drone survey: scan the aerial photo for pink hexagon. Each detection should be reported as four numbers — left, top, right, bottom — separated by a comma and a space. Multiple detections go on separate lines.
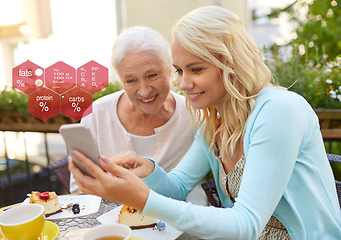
28, 87, 61, 121
45, 61, 76, 94
12, 60, 44, 94
77, 60, 108, 94
60, 87, 93, 121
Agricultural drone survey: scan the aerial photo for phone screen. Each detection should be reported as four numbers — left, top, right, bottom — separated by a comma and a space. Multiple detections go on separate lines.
59, 123, 100, 177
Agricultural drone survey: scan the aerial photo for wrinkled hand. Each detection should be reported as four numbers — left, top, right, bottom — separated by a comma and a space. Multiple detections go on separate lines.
111, 151, 155, 178
68, 150, 150, 211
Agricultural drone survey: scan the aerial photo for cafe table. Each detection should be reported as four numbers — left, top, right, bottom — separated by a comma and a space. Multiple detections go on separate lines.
1, 196, 202, 240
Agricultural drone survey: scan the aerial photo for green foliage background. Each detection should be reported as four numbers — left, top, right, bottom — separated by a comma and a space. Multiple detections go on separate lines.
0, 87, 28, 113
292, 0, 341, 61
265, 46, 341, 109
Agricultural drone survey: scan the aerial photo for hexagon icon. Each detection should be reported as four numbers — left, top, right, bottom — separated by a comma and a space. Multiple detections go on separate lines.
45, 61, 76, 94
12, 60, 44, 94
61, 87, 93, 121
77, 60, 108, 94
28, 87, 61, 121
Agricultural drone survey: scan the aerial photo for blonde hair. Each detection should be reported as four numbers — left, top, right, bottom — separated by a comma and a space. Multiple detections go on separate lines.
172, 6, 278, 160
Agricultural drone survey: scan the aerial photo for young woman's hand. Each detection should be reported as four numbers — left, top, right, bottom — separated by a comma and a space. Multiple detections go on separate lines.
68, 150, 150, 211
110, 151, 155, 178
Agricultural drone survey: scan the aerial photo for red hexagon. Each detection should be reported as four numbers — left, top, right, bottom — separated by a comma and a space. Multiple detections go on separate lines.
12, 60, 44, 94
28, 87, 61, 121
77, 60, 108, 94
60, 87, 93, 121
45, 61, 76, 94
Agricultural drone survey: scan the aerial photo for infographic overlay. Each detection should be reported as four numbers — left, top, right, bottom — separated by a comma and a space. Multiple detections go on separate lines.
12, 60, 108, 121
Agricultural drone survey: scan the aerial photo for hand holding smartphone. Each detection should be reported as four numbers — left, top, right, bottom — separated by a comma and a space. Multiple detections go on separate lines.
59, 123, 101, 177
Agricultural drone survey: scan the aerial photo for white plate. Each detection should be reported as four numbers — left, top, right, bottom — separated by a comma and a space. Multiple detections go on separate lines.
97, 205, 183, 240
22, 195, 102, 220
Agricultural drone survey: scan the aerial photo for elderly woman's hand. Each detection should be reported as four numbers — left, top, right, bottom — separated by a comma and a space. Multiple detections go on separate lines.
111, 151, 155, 178
68, 150, 150, 212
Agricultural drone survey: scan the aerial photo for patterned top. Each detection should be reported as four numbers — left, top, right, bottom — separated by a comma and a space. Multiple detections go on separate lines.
215, 147, 291, 240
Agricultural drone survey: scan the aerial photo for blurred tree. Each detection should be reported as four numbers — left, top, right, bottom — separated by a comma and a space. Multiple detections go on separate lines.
292, 0, 341, 61
253, 0, 341, 62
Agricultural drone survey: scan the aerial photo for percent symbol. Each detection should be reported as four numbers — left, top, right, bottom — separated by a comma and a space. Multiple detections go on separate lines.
17, 80, 25, 87
39, 102, 49, 111
72, 102, 81, 112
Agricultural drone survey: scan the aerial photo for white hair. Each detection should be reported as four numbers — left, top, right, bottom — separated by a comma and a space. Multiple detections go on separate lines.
111, 26, 172, 78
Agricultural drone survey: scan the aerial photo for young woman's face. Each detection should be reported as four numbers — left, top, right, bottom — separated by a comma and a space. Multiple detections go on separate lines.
118, 50, 171, 115
171, 41, 227, 111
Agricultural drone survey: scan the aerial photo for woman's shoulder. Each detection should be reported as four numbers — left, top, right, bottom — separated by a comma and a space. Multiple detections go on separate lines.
170, 91, 186, 102
81, 90, 124, 124
169, 91, 188, 112
92, 90, 124, 108
258, 87, 298, 99
256, 87, 307, 109
252, 87, 317, 127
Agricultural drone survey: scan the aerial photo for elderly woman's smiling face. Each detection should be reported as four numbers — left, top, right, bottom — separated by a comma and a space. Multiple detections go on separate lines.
117, 49, 172, 115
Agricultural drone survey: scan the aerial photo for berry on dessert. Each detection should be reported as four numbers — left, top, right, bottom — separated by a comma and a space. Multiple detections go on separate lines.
39, 192, 49, 199
72, 203, 80, 214
155, 221, 166, 231
61, 202, 85, 214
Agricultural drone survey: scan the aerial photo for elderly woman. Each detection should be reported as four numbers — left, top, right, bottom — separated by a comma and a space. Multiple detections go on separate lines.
70, 26, 197, 193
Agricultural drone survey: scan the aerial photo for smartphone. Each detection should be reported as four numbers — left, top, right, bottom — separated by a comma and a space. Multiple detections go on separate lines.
59, 123, 100, 177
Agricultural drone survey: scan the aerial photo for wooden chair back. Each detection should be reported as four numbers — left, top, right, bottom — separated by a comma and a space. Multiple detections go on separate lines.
327, 153, 341, 209
47, 155, 70, 193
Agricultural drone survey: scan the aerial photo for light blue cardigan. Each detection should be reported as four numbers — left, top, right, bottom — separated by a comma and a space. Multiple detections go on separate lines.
142, 88, 341, 239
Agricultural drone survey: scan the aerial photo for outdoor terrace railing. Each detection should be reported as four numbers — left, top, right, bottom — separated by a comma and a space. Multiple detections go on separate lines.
0, 113, 77, 207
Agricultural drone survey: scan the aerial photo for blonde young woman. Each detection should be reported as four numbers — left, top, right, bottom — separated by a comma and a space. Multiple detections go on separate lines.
69, 6, 341, 239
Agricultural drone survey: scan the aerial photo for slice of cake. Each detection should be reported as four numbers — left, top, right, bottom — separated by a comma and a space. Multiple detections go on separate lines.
118, 205, 156, 230
29, 191, 62, 217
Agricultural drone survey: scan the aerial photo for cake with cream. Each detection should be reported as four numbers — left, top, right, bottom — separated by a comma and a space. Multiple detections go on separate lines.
118, 205, 156, 230
29, 191, 62, 217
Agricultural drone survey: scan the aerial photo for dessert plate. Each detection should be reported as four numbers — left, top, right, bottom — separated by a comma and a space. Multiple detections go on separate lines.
0, 221, 59, 240
22, 194, 102, 220
97, 205, 183, 240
